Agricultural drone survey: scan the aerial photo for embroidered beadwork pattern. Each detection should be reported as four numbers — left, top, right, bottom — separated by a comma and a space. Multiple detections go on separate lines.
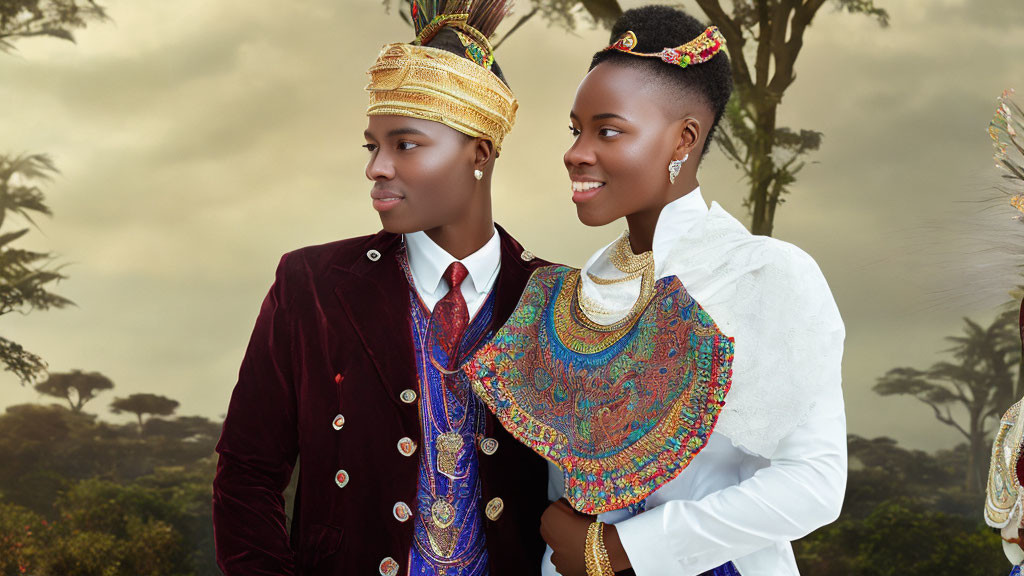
466, 265, 734, 514
607, 26, 726, 70
986, 399, 1024, 528
400, 249, 493, 575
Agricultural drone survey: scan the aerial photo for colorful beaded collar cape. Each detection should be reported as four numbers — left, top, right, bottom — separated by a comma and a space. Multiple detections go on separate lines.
465, 188, 736, 515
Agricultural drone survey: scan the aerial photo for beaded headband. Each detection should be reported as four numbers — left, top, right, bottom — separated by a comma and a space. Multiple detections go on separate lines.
605, 26, 726, 69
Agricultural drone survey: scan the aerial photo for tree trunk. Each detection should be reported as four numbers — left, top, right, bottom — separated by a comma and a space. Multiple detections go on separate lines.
968, 413, 986, 494
748, 98, 778, 236
969, 433, 989, 494
0, 174, 8, 232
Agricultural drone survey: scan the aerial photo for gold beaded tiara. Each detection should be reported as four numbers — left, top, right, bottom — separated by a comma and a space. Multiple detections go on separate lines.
366, 1, 517, 154
605, 26, 726, 69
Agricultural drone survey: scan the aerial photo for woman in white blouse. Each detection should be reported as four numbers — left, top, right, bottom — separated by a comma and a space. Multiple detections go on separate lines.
466, 5, 846, 576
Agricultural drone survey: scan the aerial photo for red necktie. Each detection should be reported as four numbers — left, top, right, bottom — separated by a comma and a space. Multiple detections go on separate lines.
432, 261, 470, 370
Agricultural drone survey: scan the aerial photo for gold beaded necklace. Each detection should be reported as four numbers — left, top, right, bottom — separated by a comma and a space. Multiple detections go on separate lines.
577, 232, 657, 330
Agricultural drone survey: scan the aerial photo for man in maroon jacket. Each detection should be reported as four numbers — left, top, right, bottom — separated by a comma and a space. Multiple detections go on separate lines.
212, 5, 550, 575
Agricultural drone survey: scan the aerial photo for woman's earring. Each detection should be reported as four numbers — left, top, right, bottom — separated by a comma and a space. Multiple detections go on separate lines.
668, 154, 689, 184
474, 169, 484, 181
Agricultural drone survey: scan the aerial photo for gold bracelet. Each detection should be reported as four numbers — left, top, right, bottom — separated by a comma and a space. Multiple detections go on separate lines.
585, 521, 615, 576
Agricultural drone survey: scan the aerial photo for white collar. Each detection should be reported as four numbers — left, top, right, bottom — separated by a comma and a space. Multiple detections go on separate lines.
651, 186, 709, 274
580, 187, 711, 282
404, 227, 501, 295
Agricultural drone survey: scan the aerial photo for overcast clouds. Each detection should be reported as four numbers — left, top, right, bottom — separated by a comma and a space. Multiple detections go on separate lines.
2, 0, 1023, 451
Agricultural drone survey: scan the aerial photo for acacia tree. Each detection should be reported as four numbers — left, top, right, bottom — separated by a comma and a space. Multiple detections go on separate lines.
110, 393, 180, 433
874, 312, 1020, 494
34, 369, 113, 412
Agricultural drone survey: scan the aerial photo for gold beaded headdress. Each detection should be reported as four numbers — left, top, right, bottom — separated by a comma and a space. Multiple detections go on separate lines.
366, 0, 517, 154
605, 26, 726, 69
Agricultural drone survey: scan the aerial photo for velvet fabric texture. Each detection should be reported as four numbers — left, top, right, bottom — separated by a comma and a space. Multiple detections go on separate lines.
213, 226, 551, 576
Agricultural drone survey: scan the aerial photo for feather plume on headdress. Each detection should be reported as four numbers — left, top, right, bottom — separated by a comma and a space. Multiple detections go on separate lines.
410, 0, 514, 70
983, 92, 1024, 570
925, 89, 1024, 312
411, 0, 513, 40
990, 89, 1024, 220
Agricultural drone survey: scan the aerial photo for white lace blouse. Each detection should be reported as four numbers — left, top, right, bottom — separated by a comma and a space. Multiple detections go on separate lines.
542, 188, 847, 576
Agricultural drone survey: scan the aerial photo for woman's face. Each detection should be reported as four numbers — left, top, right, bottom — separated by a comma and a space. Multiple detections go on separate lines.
564, 62, 699, 227
364, 115, 481, 234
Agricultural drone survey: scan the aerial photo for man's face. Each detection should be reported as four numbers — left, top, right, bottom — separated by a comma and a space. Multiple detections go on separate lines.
363, 115, 480, 234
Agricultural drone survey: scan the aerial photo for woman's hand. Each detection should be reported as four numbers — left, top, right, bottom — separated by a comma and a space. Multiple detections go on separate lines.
541, 498, 634, 575
540, 498, 593, 576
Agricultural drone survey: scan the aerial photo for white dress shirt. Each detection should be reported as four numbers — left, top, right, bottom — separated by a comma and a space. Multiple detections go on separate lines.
542, 188, 848, 576
404, 228, 501, 319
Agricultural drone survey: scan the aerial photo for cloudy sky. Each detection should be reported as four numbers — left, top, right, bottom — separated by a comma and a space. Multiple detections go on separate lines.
2, 0, 1023, 452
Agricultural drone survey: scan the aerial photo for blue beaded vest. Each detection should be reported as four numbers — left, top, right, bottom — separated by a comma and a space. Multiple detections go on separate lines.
406, 256, 497, 576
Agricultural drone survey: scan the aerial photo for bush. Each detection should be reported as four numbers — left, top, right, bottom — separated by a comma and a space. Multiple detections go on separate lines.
0, 501, 49, 575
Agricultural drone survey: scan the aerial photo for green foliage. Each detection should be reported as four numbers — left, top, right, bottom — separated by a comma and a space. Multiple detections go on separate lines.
51, 478, 191, 575
45, 531, 122, 576
795, 500, 1005, 575
0, 403, 219, 575
2, 0, 110, 385
833, 0, 890, 26
794, 435, 1009, 574
0, 153, 75, 384
0, 501, 49, 575
5, 401, 1014, 575
0, 0, 108, 52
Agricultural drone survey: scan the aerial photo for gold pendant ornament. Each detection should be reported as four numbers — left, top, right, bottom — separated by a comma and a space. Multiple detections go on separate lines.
436, 431, 465, 477
431, 498, 456, 529
425, 498, 459, 558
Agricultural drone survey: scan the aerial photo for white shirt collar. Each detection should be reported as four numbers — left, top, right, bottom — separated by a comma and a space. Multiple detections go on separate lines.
652, 186, 709, 274
580, 187, 710, 282
404, 227, 501, 296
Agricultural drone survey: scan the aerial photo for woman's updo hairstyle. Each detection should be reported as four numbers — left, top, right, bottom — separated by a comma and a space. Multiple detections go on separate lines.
590, 5, 732, 157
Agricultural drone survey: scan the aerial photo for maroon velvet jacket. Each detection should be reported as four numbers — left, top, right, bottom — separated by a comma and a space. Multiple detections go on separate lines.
213, 226, 551, 576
